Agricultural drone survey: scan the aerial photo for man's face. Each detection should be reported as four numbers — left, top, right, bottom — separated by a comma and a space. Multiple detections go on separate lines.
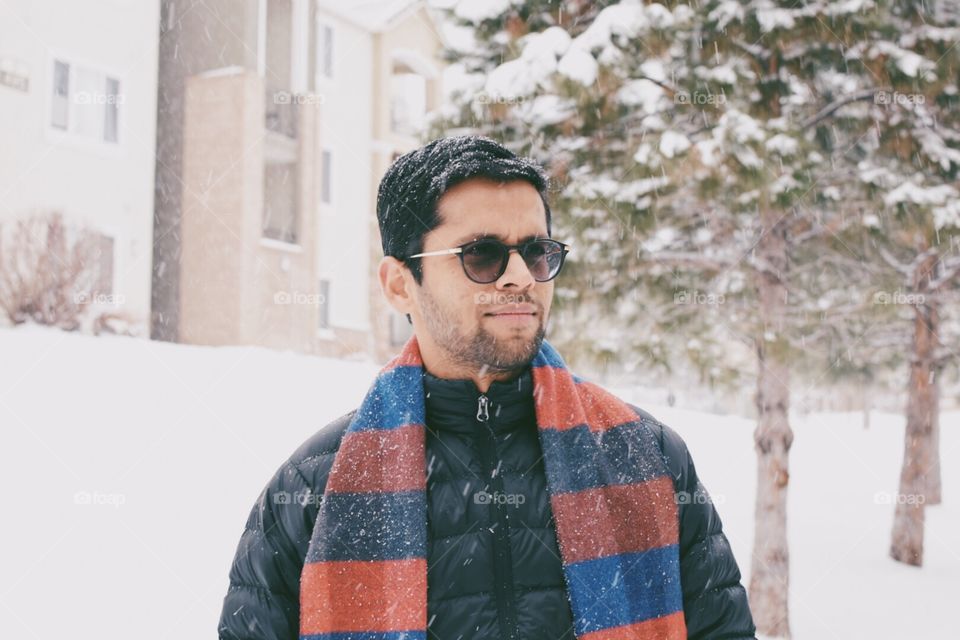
410, 177, 555, 377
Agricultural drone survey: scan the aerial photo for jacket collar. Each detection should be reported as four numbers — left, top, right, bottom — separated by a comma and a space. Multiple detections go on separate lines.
422, 366, 534, 433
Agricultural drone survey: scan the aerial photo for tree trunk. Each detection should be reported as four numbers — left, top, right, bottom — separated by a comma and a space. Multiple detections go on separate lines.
748, 210, 793, 638
890, 252, 940, 564
927, 402, 941, 505
862, 386, 871, 430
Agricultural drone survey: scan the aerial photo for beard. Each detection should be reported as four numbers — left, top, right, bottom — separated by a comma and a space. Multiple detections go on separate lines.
419, 284, 545, 374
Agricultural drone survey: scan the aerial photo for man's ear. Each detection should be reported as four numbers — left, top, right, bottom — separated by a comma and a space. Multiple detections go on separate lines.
378, 256, 416, 317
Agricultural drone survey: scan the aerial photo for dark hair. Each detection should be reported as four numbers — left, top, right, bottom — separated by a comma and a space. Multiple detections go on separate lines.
376, 135, 551, 287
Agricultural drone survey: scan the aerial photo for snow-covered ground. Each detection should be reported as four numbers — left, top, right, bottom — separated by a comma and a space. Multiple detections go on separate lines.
1, 325, 956, 639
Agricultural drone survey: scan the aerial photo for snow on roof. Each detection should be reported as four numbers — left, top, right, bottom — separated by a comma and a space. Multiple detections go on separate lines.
316, 0, 426, 33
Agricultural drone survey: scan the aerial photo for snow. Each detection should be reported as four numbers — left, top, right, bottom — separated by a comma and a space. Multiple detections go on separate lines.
2, 324, 958, 639
770, 173, 801, 196
439, 21, 480, 54
764, 133, 799, 156
721, 109, 767, 144
516, 94, 576, 127
521, 26, 571, 60
824, 0, 875, 16
642, 226, 679, 252
851, 41, 935, 78
442, 62, 484, 100
570, 0, 651, 52
485, 25, 579, 96
616, 78, 666, 115
695, 63, 739, 85
557, 48, 597, 86
883, 179, 957, 208
659, 130, 691, 158
755, 4, 796, 32
484, 57, 539, 100
632, 142, 655, 165
453, 0, 516, 23
914, 128, 960, 172
707, 0, 745, 30
933, 200, 960, 229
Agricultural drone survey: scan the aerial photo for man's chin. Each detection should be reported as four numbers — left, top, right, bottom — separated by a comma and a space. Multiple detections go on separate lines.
490, 338, 543, 371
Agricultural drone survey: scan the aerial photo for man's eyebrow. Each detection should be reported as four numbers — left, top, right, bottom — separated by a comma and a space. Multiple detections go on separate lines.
451, 232, 548, 245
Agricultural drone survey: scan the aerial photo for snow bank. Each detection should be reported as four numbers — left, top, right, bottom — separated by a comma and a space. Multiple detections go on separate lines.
1, 325, 956, 639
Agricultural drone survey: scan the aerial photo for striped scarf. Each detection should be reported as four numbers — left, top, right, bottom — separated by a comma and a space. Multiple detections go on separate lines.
300, 335, 687, 639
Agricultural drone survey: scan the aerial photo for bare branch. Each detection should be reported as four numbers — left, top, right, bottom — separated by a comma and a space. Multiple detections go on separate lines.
643, 251, 735, 271
929, 256, 960, 292
877, 245, 913, 278
801, 87, 891, 130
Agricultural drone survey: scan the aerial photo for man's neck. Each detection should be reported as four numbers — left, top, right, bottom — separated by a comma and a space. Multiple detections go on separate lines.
422, 361, 525, 393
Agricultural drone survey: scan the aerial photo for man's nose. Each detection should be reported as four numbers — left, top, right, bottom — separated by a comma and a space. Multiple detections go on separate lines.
496, 249, 535, 289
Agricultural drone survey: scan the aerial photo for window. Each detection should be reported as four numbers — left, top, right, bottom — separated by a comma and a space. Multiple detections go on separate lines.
390, 69, 427, 136
321, 148, 332, 204
263, 162, 298, 243
104, 77, 120, 143
316, 22, 333, 80
317, 279, 330, 329
49, 58, 122, 144
51, 60, 69, 130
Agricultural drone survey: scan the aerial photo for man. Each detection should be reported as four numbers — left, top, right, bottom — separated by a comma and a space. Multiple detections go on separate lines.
218, 136, 756, 640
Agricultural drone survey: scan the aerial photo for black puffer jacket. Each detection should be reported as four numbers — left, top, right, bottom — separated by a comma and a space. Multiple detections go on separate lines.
218, 367, 756, 639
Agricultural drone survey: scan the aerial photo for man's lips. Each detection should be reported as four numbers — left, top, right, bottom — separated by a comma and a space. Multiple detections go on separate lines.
484, 304, 537, 316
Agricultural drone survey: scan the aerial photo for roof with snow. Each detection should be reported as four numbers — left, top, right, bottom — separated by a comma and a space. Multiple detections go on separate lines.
315, 0, 431, 33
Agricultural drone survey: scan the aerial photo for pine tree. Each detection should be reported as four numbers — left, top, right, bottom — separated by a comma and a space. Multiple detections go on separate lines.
431, 0, 960, 633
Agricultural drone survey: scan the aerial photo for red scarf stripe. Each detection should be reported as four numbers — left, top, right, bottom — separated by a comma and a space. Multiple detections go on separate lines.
579, 611, 687, 640
533, 367, 640, 431
300, 558, 427, 634
325, 425, 426, 494
549, 476, 680, 564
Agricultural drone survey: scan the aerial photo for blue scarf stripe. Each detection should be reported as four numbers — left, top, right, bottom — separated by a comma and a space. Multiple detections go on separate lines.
531, 339, 567, 369
565, 545, 684, 636
350, 365, 424, 432
304, 491, 427, 563
538, 421, 672, 494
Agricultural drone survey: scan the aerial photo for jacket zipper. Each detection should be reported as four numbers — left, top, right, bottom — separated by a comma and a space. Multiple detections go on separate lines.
476, 393, 520, 640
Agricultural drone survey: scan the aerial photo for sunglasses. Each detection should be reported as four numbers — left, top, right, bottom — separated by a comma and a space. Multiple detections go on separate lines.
408, 237, 572, 284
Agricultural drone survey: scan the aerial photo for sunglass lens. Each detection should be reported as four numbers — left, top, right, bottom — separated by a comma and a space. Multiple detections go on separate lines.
462, 240, 507, 283
523, 240, 564, 281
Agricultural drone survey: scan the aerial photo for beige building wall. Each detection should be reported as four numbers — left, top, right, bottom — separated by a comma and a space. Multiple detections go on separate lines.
157, 0, 445, 361
179, 69, 319, 351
